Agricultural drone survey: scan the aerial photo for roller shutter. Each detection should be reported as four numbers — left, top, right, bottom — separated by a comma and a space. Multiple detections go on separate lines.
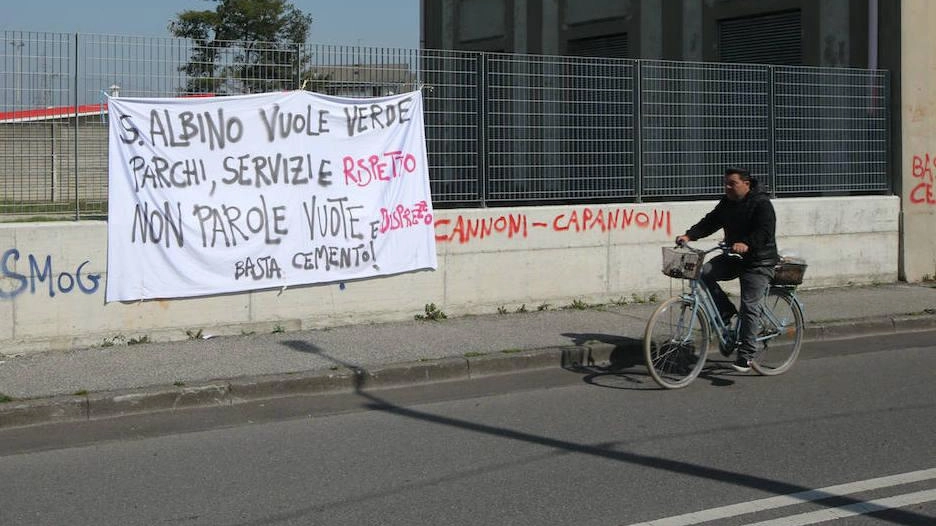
718, 10, 801, 65
567, 33, 629, 58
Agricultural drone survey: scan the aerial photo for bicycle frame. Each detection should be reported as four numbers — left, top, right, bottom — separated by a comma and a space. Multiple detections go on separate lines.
679, 279, 733, 348
646, 243, 807, 387
676, 248, 805, 351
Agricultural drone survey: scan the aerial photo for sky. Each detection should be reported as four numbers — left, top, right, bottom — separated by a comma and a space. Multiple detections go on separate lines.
4, 0, 420, 49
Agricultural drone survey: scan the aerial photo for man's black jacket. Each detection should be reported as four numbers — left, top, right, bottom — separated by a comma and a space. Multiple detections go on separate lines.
685, 188, 778, 267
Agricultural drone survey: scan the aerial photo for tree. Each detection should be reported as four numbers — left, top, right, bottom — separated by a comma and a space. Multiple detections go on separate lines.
168, 0, 313, 94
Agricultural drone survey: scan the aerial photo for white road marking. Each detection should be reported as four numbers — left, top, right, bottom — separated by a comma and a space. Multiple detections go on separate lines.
622, 467, 936, 526
742, 488, 936, 525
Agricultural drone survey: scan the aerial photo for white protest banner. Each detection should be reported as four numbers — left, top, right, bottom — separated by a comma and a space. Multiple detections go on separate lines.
106, 90, 436, 302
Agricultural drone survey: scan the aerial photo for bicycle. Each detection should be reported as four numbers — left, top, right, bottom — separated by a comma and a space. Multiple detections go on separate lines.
643, 242, 806, 389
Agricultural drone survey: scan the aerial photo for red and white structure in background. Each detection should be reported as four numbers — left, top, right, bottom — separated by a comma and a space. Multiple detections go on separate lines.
0, 103, 109, 123
0, 88, 216, 124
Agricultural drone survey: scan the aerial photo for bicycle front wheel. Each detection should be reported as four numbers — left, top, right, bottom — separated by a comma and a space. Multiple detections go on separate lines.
751, 288, 804, 376
644, 297, 710, 389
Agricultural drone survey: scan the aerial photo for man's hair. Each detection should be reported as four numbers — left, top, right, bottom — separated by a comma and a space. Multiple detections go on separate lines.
724, 166, 761, 191
724, 166, 751, 180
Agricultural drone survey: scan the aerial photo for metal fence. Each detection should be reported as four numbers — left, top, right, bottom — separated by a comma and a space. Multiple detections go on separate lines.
0, 31, 890, 218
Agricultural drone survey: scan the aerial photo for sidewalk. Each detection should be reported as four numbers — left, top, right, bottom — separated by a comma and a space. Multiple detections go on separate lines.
2, 282, 935, 428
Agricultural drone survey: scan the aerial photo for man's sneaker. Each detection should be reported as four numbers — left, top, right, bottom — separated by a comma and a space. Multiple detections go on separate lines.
730, 355, 751, 373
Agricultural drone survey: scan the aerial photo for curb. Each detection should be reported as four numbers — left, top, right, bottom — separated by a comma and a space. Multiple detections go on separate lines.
2, 316, 934, 430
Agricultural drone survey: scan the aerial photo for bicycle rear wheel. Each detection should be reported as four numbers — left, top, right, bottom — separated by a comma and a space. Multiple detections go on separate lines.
751, 288, 803, 375
644, 297, 710, 389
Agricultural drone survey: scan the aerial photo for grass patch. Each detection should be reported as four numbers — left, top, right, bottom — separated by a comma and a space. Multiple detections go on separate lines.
73, 390, 88, 396
464, 351, 486, 358
101, 335, 126, 347
497, 306, 508, 315
173, 381, 185, 387
0, 393, 14, 403
186, 329, 203, 340
272, 325, 286, 334
500, 349, 523, 354
537, 302, 551, 311
128, 335, 150, 345
415, 303, 447, 321
566, 299, 590, 310
515, 304, 528, 313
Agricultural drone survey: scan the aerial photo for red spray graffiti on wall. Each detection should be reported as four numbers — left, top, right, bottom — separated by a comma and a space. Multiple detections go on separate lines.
911, 154, 936, 205
434, 207, 672, 244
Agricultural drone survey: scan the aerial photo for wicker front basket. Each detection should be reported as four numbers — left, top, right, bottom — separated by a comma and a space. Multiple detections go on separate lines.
773, 256, 807, 285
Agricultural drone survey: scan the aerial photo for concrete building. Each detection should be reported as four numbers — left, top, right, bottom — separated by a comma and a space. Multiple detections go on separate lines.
420, 1, 936, 283
421, 0, 898, 68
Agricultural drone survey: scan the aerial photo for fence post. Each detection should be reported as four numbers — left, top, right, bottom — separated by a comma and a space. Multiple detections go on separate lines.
884, 71, 894, 196
73, 32, 80, 220
295, 42, 302, 89
767, 65, 777, 198
634, 60, 643, 203
477, 52, 487, 207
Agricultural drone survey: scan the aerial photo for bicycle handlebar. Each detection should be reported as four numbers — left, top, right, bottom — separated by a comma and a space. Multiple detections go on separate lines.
675, 240, 741, 258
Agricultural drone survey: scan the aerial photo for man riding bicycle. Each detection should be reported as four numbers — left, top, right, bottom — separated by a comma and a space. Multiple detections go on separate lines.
675, 167, 778, 372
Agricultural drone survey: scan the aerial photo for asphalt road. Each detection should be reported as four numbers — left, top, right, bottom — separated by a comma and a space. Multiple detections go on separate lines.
1, 331, 934, 526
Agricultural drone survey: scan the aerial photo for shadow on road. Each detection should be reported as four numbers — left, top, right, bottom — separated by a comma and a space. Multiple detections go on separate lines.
559, 332, 739, 390
255, 341, 933, 526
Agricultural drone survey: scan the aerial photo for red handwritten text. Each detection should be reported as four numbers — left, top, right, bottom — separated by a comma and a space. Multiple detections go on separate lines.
434, 207, 672, 244
343, 150, 417, 188
552, 207, 671, 235
435, 214, 527, 244
380, 200, 433, 234
911, 153, 936, 205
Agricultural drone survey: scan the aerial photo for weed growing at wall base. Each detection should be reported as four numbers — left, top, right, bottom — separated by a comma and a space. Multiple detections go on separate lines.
415, 303, 447, 321
0, 393, 12, 403
101, 335, 127, 347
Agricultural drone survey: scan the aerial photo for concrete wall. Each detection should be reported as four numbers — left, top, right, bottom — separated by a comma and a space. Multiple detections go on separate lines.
901, 0, 936, 281
0, 196, 898, 355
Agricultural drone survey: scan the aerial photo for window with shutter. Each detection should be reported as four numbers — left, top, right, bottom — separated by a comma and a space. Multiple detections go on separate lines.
567, 33, 629, 58
718, 10, 801, 65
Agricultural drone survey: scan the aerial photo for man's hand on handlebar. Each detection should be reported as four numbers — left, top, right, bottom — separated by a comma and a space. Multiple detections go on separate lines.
731, 242, 750, 254
676, 236, 749, 256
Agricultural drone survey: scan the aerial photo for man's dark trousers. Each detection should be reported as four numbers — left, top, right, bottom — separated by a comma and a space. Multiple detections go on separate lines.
700, 254, 774, 359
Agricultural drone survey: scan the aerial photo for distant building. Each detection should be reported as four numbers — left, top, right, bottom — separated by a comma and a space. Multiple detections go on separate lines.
309, 63, 417, 98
